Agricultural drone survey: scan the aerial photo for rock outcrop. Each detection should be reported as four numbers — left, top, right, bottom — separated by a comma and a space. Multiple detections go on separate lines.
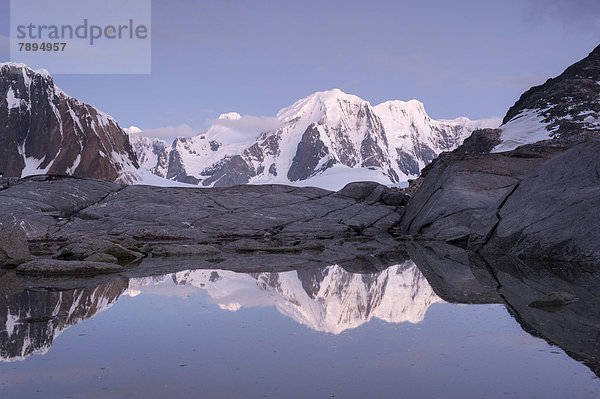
399, 44, 600, 265
399, 134, 600, 265
16, 259, 125, 276
451, 128, 502, 154
398, 141, 567, 246
492, 45, 600, 152
481, 136, 600, 264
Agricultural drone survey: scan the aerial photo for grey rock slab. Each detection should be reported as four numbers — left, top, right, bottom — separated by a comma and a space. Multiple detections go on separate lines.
58, 183, 348, 244
151, 244, 221, 257
400, 145, 567, 249
0, 176, 122, 239
483, 138, 600, 264
0, 177, 407, 275
16, 259, 125, 276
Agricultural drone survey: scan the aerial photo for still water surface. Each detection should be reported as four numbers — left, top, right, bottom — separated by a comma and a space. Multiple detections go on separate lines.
0, 261, 598, 398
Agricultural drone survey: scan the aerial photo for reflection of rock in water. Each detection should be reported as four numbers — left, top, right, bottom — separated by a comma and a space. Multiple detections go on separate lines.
406, 242, 501, 304
408, 241, 600, 378
480, 257, 600, 378
0, 279, 128, 361
130, 261, 443, 334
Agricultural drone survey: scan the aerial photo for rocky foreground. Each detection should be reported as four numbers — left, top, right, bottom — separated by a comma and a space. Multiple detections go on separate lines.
0, 176, 410, 279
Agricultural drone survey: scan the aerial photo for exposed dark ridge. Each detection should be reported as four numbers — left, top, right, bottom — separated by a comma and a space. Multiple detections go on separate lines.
502, 44, 600, 138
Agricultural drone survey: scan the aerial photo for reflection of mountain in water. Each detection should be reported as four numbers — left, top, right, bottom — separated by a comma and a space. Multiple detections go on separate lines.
129, 261, 443, 334
0, 279, 128, 362
0, 262, 440, 362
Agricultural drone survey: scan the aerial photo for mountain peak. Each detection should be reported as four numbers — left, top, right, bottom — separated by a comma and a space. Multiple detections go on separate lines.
277, 88, 366, 122
124, 126, 143, 135
132, 87, 496, 188
0, 62, 52, 80
217, 112, 242, 120
306, 88, 364, 104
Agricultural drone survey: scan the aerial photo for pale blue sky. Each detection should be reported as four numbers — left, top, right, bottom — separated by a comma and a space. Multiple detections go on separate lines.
1, 0, 599, 133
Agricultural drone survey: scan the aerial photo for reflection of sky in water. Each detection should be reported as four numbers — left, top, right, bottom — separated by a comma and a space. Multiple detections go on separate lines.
0, 262, 598, 398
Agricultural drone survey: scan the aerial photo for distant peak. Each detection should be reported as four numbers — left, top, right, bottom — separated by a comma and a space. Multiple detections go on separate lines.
124, 126, 143, 135
318, 88, 344, 96
217, 112, 242, 120
0, 62, 52, 79
308, 88, 361, 102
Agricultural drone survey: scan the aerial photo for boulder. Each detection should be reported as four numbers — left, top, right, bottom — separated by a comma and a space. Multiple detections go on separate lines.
337, 181, 409, 206
57, 238, 143, 262
0, 225, 31, 266
451, 128, 502, 154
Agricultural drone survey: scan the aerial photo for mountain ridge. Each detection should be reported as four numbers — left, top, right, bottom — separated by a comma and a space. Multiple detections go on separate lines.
130, 88, 499, 190
493, 45, 600, 152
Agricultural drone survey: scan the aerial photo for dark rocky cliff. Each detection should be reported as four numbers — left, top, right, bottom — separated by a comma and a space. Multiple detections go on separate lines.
503, 45, 600, 137
0, 63, 139, 182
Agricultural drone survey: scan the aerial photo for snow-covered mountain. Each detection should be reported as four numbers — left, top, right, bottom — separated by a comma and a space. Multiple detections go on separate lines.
132, 89, 499, 189
0, 63, 140, 183
493, 44, 600, 152
0, 63, 496, 189
127, 127, 171, 178
128, 261, 443, 334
